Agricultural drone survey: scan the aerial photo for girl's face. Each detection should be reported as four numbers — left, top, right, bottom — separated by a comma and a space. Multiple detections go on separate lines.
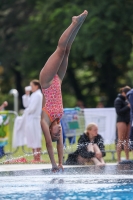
50, 124, 62, 141
30, 82, 38, 92
87, 126, 98, 138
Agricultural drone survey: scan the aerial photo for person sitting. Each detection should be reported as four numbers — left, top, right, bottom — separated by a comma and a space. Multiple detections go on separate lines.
65, 123, 106, 166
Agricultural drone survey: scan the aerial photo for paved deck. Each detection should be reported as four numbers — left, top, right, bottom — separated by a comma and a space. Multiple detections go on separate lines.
0, 163, 116, 172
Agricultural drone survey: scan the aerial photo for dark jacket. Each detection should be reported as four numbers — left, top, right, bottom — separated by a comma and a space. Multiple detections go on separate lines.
114, 94, 130, 124
65, 133, 106, 165
127, 89, 133, 121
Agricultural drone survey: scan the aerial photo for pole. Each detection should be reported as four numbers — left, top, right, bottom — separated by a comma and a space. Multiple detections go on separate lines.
9, 89, 19, 113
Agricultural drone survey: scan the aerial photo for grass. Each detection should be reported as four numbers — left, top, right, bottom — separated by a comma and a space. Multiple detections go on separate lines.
0, 112, 132, 164
1, 135, 133, 164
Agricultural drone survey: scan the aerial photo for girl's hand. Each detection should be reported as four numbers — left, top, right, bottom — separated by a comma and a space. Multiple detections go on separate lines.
58, 164, 64, 171
52, 164, 59, 173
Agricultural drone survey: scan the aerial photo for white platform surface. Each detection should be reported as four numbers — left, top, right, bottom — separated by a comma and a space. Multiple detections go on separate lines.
0, 163, 116, 172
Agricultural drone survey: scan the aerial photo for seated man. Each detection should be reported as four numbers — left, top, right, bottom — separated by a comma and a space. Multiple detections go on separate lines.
65, 123, 106, 166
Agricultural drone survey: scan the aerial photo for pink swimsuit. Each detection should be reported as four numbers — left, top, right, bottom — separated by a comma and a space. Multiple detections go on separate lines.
42, 75, 64, 123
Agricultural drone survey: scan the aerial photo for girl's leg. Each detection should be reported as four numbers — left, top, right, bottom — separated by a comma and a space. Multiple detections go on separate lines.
93, 144, 102, 156
77, 155, 88, 165
36, 148, 41, 161
40, 10, 88, 88
32, 149, 37, 161
57, 14, 87, 80
117, 122, 127, 162
91, 157, 104, 166
32, 148, 41, 161
123, 123, 130, 160
87, 143, 95, 152
87, 143, 104, 166
93, 144, 105, 164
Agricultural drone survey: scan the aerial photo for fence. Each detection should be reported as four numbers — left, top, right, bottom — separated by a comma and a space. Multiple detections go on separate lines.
0, 111, 18, 159
61, 108, 117, 160
0, 108, 117, 161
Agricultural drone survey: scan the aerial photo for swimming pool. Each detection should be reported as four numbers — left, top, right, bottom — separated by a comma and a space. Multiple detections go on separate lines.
0, 164, 133, 200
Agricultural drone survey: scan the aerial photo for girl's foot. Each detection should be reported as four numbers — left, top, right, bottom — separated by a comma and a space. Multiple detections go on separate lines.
72, 10, 88, 24
100, 158, 106, 165
91, 157, 105, 166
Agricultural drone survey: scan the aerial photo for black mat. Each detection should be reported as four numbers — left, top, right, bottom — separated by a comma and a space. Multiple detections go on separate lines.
119, 160, 133, 164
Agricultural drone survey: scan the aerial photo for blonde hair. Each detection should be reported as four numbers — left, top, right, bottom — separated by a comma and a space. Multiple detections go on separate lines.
85, 123, 98, 134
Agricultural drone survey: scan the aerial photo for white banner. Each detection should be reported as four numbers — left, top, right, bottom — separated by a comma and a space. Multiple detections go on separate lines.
84, 108, 117, 144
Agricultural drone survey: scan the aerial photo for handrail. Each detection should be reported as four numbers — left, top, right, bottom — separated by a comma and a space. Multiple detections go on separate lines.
0, 110, 18, 158
0, 110, 18, 117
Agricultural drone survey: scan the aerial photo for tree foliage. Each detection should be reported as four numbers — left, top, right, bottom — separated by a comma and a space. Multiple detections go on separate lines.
0, 0, 133, 109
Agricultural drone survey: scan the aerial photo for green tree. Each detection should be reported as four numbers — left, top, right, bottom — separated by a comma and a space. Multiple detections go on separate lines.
1, 0, 133, 108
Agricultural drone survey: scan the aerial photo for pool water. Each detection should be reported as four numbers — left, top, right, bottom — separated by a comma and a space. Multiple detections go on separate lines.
0, 165, 133, 200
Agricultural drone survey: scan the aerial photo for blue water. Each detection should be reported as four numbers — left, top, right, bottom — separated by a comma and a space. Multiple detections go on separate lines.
0, 175, 133, 200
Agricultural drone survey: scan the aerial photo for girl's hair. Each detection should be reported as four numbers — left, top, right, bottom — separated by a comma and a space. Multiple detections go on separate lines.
85, 123, 98, 134
119, 86, 131, 94
31, 79, 41, 90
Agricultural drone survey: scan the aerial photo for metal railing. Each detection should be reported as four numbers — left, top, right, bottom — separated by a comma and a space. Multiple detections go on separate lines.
0, 109, 117, 161
0, 111, 19, 158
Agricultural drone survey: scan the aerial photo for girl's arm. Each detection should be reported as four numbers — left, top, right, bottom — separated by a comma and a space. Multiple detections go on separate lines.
57, 129, 64, 170
41, 116, 58, 171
